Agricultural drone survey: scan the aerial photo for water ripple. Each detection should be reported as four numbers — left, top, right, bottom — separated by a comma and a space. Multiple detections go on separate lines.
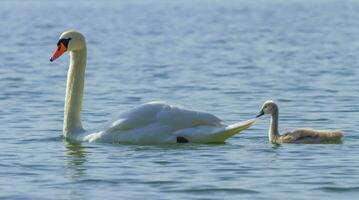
1, 0, 359, 200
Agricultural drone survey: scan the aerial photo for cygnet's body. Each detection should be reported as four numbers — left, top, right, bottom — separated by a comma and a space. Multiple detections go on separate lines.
256, 101, 343, 144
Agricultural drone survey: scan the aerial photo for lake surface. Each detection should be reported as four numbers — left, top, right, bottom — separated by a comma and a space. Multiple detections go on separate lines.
1, 0, 359, 199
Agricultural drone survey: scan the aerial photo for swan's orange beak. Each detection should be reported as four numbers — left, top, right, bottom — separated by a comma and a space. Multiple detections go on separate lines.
50, 43, 67, 62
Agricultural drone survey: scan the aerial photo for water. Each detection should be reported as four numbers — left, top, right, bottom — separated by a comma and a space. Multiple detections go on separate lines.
1, 0, 359, 199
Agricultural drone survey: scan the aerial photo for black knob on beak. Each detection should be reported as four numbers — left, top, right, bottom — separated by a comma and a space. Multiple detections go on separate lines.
256, 110, 264, 118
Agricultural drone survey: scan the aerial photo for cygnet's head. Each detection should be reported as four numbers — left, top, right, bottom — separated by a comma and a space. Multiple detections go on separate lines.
256, 100, 278, 118
50, 30, 86, 62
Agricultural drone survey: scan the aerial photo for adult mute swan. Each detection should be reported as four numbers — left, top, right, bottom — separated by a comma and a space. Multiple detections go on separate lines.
256, 100, 343, 144
49, 30, 255, 144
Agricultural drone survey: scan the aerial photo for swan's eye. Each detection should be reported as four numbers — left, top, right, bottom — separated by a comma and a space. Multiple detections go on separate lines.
57, 38, 72, 48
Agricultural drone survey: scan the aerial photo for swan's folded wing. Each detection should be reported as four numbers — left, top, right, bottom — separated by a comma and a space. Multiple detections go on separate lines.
156, 103, 222, 129
105, 102, 166, 132
105, 101, 221, 132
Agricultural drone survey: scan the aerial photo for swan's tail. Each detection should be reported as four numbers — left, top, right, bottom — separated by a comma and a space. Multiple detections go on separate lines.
221, 119, 256, 139
318, 130, 343, 141
208, 119, 256, 143
175, 119, 256, 143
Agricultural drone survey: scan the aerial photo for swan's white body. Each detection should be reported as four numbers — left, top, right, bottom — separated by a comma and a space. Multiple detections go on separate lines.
51, 31, 255, 144
80, 102, 255, 144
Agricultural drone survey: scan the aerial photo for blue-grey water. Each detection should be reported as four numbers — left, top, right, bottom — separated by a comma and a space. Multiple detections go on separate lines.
1, 0, 359, 199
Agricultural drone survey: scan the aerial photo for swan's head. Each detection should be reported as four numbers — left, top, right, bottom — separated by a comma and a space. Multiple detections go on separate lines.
50, 30, 86, 62
256, 100, 278, 118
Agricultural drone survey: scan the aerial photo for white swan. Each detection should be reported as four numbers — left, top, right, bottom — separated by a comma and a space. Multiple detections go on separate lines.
49, 30, 255, 144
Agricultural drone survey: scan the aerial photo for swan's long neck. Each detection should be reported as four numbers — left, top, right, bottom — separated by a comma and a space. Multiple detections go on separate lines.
63, 46, 87, 139
269, 107, 280, 142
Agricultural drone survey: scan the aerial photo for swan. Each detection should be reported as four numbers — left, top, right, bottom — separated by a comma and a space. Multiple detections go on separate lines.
256, 100, 343, 144
49, 30, 255, 144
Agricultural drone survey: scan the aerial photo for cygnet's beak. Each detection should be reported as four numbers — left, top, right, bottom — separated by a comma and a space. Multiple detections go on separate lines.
256, 110, 264, 118
50, 43, 67, 62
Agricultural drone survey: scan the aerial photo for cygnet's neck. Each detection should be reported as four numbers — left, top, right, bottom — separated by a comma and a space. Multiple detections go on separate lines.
63, 46, 87, 139
269, 107, 280, 142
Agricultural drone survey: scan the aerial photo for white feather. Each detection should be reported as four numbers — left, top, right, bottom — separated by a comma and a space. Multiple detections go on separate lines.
82, 102, 255, 144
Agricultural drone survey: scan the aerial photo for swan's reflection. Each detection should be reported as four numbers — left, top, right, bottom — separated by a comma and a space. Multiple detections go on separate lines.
64, 140, 88, 179
63, 140, 91, 200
